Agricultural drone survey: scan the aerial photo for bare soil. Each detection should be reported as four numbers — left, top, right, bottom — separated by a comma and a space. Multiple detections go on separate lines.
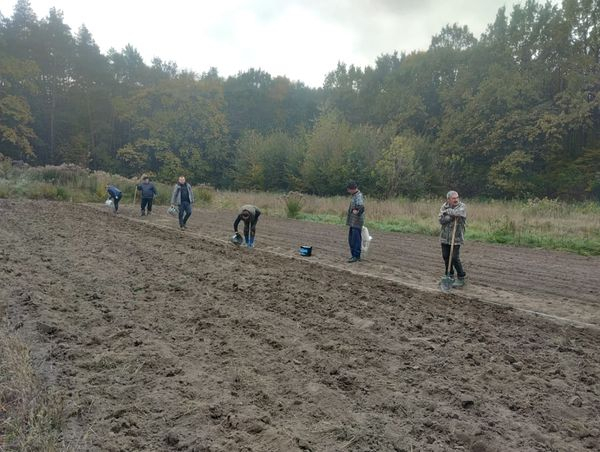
1, 199, 599, 451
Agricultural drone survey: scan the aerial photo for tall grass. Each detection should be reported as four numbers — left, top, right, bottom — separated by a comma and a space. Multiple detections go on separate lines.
0, 162, 186, 205
1, 162, 599, 254
0, 328, 65, 451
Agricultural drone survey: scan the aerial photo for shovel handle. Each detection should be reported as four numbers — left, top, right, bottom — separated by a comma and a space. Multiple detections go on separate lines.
446, 218, 458, 275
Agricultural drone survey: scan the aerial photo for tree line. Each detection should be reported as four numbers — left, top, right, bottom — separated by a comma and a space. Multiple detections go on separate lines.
1, 0, 599, 199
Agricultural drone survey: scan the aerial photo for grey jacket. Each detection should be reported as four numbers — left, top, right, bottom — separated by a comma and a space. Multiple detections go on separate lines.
170, 183, 194, 205
439, 201, 466, 245
346, 191, 365, 229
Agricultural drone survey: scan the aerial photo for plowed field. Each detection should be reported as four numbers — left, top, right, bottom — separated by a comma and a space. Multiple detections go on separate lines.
1, 199, 599, 451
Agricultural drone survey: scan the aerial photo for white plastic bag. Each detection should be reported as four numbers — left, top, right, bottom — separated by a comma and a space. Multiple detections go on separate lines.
361, 226, 372, 257
105, 199, 113, 207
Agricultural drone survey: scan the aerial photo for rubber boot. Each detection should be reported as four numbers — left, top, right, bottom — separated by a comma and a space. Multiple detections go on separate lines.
452, 277, 465, 288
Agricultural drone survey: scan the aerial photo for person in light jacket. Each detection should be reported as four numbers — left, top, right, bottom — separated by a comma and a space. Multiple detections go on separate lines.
438, 190, 467, 287
170, 176, 194, 230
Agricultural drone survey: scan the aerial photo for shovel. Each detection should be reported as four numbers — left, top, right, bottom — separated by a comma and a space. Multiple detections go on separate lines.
440, 218, 458, 291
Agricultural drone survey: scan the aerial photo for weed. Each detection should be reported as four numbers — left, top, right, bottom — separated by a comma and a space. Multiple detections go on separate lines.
281, 191, 304, 218
0, 328, 64, 451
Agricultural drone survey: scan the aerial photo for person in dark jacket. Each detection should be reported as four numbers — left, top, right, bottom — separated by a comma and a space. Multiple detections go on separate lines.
233, 205, 261, 248
136, 176, 158, 216
170, 176, 194, 230
346, 180, 365, 262
438, 190, 467, 287
106, 184, 123, 213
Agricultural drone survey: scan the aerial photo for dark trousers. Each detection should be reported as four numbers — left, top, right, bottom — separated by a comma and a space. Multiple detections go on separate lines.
348, 227, 362, 259
243, 219, 259, 242
141, 198, 153, 213
178, 201, 192, 227
441, 243, 465, 278
111, 195, 121, 212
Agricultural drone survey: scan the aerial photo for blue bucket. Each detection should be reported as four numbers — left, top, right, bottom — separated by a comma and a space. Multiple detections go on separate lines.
299, 245, 312, 256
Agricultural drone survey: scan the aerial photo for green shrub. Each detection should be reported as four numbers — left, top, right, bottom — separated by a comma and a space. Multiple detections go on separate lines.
282, 191, 304, 218
55, 186, 69, 201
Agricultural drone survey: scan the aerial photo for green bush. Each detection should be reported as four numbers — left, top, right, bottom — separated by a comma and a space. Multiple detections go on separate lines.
282, 191, 304, 218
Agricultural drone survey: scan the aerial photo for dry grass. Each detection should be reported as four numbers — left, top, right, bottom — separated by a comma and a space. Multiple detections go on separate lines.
214, 191, 600, 234
0, 327, 65, 451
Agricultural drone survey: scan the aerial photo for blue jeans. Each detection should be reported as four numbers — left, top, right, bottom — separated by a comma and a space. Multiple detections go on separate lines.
178, 201, 192, 227
348, 227, 362, 258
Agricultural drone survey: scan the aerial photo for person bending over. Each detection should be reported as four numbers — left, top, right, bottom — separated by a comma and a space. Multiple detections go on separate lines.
234, 205, 261, 248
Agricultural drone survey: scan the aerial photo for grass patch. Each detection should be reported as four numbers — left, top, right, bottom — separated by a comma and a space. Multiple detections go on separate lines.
468, 229, 600, 255
371, 218, 438, 235
298, 212, 345, 225
0, 328, 65, 451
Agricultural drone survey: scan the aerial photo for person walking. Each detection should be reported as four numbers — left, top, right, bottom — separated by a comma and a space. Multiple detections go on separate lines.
106, 184, 123, 214
233, 205, 261, 248
346, 181, 365, 263
438, 190, 467, 287
137, 175, 157, 216
170, 176, 194, 230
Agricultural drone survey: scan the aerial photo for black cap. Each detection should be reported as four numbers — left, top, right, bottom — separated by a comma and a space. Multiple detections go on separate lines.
346, 180, 358, 189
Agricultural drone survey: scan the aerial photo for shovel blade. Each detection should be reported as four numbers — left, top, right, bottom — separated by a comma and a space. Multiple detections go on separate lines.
439, 276, 453, 291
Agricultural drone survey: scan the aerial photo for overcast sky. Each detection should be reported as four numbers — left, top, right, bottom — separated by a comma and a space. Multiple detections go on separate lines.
0, 0, 561, 87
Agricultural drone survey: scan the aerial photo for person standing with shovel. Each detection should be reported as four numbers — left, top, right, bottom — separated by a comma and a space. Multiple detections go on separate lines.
439, 190, 467, 289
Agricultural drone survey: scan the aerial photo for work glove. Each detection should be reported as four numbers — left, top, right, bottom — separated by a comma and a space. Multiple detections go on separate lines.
440, 214, 452, 225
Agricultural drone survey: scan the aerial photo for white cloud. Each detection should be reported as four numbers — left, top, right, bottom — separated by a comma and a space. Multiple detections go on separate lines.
0, 0, 561, 87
